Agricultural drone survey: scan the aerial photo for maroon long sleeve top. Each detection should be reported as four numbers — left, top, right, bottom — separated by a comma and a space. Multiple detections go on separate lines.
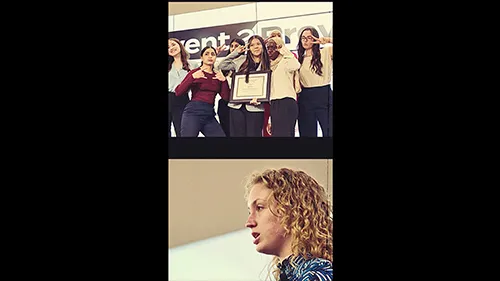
174, 68, 230, 104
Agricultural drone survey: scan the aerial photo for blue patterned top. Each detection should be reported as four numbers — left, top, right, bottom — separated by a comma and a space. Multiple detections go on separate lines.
277, 255, 333, 281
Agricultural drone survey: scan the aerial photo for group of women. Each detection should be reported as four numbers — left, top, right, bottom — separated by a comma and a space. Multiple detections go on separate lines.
167, 27, 334, 137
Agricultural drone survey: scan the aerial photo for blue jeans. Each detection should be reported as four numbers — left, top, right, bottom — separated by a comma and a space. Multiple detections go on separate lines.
180, 101, 226, 137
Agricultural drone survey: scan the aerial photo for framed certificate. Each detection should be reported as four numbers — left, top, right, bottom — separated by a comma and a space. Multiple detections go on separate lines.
229, 70, 271, 103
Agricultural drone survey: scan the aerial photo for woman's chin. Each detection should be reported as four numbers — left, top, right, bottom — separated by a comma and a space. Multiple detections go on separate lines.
255, 244, 265, 253
256, 246, 275, 256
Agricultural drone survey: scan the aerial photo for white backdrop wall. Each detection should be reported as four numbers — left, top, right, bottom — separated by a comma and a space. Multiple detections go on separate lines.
169, 2, 333, 137
168, 228, 275, 281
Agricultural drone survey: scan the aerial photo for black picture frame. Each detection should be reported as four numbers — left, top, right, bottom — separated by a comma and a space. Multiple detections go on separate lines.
229, 70, 271, 103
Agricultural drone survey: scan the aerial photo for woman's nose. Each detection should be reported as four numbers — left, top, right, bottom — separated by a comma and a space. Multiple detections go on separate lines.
245, 215, 256, 228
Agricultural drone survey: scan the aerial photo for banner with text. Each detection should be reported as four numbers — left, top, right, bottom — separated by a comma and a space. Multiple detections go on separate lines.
168, 12, 332, 60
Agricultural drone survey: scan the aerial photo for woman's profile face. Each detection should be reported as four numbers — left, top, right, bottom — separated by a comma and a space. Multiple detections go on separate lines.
201, 48, 216, 67
168, 40, 181, 57
245, 183, 289, 256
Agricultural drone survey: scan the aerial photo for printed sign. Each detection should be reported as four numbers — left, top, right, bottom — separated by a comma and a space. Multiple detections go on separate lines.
169, 21, 258, 60
168, 12, 332, 59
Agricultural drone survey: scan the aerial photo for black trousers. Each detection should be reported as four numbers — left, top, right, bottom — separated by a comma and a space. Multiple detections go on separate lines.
270, 97, 298, 137
167, 91, 189, 137
298, 85, 334, 137
217, 99, 231, 137
180, 101, 226, 137
229, 106, 264, 137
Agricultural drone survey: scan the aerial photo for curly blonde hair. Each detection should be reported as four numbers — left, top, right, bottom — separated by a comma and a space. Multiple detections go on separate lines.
244, 168, 333, 281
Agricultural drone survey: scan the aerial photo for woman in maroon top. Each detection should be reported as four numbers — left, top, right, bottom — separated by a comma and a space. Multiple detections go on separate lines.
175, 46, 230, 137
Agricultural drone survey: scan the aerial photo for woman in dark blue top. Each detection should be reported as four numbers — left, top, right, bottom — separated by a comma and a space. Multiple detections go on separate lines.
245, 168, 333, 281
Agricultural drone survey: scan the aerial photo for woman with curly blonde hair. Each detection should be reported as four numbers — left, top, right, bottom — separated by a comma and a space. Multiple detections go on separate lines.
244, 168, 333, 281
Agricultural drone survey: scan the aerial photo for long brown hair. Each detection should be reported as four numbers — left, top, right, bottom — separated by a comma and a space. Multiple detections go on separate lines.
168, 38, 191, 72
238, 35, 270, 83
297, 27, 323, 76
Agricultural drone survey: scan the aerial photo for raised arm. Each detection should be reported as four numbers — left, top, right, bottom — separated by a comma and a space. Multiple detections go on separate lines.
213, 71, 231, 101
326, 44, 333, 60
213, 60, 221, 72
279, 47, 301, 72
174, 71, 195, 96
219, 80, 230, 101
312, 36, 333, 60
218, 47, 246, 71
